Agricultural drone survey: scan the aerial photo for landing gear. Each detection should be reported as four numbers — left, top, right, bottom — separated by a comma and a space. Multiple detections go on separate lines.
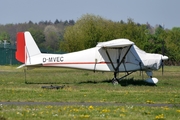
145, 78, 158, 84
145, 71, 158, 84
111, 71, 134, 85
112, 72, 119, 85
112, 78, 119, 85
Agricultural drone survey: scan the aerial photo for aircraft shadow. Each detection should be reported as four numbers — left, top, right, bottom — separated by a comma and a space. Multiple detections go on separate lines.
78, 78, 156, 86
118, 78, 156, 86
25, 78, 156, 86
25, 81, 63, 84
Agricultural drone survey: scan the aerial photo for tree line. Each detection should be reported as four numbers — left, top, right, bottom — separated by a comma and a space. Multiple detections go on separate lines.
0, 14, 180, 65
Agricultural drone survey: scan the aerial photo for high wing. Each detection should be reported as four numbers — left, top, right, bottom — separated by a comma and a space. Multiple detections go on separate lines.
96, 39, 134, 71
96, 39, 134, 48
96, 39, 135, 80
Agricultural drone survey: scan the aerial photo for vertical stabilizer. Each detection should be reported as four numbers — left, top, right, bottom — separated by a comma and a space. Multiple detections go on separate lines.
24, 31, 41, 57
16, 31, 41, 63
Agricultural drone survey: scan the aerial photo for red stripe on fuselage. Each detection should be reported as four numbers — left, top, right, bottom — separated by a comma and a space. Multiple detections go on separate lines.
43, 62, 110, 66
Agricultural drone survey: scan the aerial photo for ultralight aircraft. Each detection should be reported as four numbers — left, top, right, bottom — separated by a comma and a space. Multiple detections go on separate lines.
16, 31, 168, 84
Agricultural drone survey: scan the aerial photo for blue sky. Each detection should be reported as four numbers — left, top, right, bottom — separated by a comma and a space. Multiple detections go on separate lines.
0, 0, 179, 29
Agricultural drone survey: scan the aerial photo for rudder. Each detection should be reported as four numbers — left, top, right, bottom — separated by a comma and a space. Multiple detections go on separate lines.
16, 32, 26, 63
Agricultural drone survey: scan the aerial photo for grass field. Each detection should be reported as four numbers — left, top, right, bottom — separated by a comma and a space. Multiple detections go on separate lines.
0, 65, 180, 120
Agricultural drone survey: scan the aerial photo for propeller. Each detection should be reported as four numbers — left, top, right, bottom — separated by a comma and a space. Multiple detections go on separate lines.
161, 58, 164, 75
161, 41, 168, 75
161, 41, 164, 75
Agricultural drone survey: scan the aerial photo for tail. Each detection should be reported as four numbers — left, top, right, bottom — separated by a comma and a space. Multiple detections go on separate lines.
16, 31, 41, 64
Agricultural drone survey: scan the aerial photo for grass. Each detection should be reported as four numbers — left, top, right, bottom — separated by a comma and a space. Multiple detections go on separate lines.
0, 65, 180, 119
1, 105, 180, 120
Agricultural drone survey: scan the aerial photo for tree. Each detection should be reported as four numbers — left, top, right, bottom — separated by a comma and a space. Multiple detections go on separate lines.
61, 14, 120, 52
44, 25, 59, 51
54, 19, 60, 24
0, 31, 10, 43
28, 28, 45, 48
144, 27, 167, 53
165, 29, 180, 64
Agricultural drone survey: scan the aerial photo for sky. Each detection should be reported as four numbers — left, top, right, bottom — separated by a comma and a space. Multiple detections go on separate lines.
0, 0, 179, 29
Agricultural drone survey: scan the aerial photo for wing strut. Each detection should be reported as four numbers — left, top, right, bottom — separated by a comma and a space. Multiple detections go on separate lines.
115, 45, 132, 72
105, 45, 132, 71
104, 45, 132, 84
105, 48, 116, 70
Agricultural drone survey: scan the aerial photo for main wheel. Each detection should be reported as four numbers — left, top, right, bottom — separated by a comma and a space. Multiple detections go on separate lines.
112, 78, 119, 85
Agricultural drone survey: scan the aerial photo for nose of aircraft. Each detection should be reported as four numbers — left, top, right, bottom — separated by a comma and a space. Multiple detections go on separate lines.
162, 56, 168, 60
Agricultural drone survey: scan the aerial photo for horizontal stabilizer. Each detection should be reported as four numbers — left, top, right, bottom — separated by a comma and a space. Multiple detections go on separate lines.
16, 64, 26, 69
17, 63, 43, 69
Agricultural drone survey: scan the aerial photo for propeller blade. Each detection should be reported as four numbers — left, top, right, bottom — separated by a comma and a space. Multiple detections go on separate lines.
162, 60, 164, 75
161, 40, 165, 75
161, 56, 168, 75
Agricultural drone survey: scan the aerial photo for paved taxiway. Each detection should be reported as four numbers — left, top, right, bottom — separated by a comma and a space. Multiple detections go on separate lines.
0, 102, 179, 107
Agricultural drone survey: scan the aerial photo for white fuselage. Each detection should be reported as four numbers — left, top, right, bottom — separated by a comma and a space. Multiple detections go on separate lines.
26, 45, 164, 72
16, 32, 169, 84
